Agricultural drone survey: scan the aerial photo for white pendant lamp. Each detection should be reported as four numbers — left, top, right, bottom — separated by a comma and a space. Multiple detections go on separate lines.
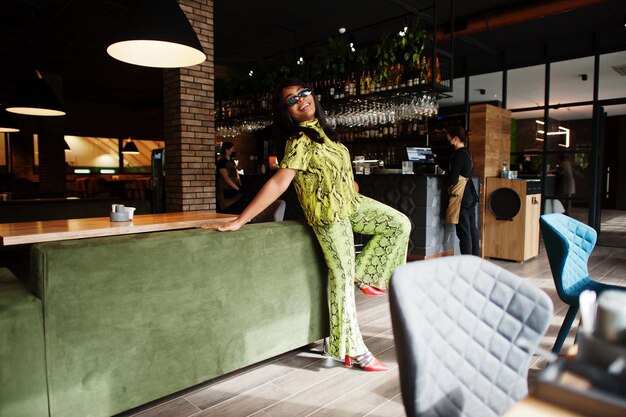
107, 0, 206, 68
0, 106, 20, 132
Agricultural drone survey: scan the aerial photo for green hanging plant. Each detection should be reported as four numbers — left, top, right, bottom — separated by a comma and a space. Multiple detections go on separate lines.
374, 18, 425, 82
317, 36, 350, 79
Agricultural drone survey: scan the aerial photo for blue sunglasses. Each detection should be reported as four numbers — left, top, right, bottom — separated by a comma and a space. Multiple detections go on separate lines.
285, 88, 312, 107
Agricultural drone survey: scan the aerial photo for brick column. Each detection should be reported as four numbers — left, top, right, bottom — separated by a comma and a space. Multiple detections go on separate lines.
37, 124, 66, 197
38, 73, 67, 197
163, 0, 215, 212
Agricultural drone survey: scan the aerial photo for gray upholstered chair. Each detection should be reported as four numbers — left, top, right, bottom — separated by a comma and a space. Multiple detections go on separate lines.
250, 199, 286, 223
390, 255, 553, 417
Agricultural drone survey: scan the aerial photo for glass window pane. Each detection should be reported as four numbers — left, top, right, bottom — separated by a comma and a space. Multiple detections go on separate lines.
438, 77, 465, 108
507, 64, 545, 110
545, 151, 591, 221
549, 105, 593, 123
510, 110, 545, 181
123, 139, 164, 173
557, 116, 593, 150
469, 71, 502, 105
64, 136, 119, 170
550, 57, 594, 105
438, 73, 504, 109
599, 51, 626, 101
511, 110, 545, 154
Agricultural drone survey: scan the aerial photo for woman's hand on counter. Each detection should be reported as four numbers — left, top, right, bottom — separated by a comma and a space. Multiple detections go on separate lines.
201, 217, 245, 232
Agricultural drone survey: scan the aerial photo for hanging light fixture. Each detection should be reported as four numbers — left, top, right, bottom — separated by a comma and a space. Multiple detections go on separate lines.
0, 105, 20, 132
6, 70, 65, 116
107, 0, 206, 68
122, 138, 140, 154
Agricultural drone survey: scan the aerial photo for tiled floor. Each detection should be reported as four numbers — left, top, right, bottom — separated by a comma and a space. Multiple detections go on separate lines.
116, 220, 626, 417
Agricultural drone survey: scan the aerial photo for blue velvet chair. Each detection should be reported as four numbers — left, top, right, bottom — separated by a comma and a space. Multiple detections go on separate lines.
539, 213, 626, 354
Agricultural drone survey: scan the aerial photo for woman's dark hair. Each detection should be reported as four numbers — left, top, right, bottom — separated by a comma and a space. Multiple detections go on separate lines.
272, 78, 338, 144
445, 124, 469, 145
220, 141, 234, 155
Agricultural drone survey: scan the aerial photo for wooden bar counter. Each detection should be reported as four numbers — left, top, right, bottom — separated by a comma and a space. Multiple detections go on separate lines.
0, 212, 236, 246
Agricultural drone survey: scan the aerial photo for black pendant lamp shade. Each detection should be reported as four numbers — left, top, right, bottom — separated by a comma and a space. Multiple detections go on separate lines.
6, 71, 65, 117
0, 106, 20, 132
107, 0, 206, 68
122, 139, 140, 154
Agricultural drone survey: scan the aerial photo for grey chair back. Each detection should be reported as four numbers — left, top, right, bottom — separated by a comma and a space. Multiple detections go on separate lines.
250, 199, 286, 223
390, 255, 553, 417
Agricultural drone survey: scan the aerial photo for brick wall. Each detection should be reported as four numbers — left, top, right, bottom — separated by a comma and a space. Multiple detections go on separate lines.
163, 0, 216, 212
9, 131, 36, 181
8, 72, 66, 198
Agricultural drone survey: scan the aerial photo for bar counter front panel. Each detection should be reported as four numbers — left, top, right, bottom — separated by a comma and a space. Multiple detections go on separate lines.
243, 173, 454, 259
356, 174, 455, 259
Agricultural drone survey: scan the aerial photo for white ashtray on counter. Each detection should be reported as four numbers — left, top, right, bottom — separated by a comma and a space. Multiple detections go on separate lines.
110, 204, 136, 222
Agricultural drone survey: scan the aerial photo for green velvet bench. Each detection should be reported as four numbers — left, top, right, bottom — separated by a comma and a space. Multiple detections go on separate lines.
0, 267, 48, 417
21, 220, 328, 417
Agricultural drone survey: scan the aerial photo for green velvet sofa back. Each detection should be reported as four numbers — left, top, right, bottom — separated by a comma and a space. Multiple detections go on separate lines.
28, 221, 328, 417
0, 268, 48, 417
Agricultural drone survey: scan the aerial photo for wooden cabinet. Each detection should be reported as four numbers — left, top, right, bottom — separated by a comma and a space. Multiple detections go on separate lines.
483, 177, 541, 262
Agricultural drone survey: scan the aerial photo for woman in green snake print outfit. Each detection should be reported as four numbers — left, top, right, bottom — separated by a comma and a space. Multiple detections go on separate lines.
211, 79, 411, 371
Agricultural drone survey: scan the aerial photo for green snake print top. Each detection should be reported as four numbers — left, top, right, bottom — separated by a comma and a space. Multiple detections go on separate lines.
280, 119, 362, 226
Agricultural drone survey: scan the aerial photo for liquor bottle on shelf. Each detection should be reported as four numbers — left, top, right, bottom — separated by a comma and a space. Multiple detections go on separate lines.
359, 71, 369, 95
344, 75, 351, 97
372, 71, 381, 93
359, 72, 365, 95
435, 56, 442, 85
335, 79, 344, 99
349, 73, 356, 96
312, 80, 321, 102
394, 63, 404, 89
426, 57, 433, 85
419, 55, 429, 85
365, 71, 373, 95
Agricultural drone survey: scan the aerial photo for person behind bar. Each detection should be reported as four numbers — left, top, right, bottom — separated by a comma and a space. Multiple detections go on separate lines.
204, 78, 410, 372
446, 125, 480, 256
216, 141, 246, 214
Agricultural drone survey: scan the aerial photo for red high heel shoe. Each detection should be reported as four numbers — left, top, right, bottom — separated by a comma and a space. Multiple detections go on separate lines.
356, 281, 386, 296
344, 351, 388, 372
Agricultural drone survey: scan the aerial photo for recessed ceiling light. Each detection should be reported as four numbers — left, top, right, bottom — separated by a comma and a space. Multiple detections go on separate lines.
338, 27, 346, 34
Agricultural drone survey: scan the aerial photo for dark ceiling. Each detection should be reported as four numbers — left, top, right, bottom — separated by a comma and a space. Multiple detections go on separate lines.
1, 0, 625, 136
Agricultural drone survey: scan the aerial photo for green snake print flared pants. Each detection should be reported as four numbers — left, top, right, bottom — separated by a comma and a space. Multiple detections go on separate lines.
311, 195, 411, 359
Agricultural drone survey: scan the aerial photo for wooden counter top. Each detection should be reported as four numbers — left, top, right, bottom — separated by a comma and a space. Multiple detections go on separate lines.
503, 396, 585, 417
0, 211, 236, 246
